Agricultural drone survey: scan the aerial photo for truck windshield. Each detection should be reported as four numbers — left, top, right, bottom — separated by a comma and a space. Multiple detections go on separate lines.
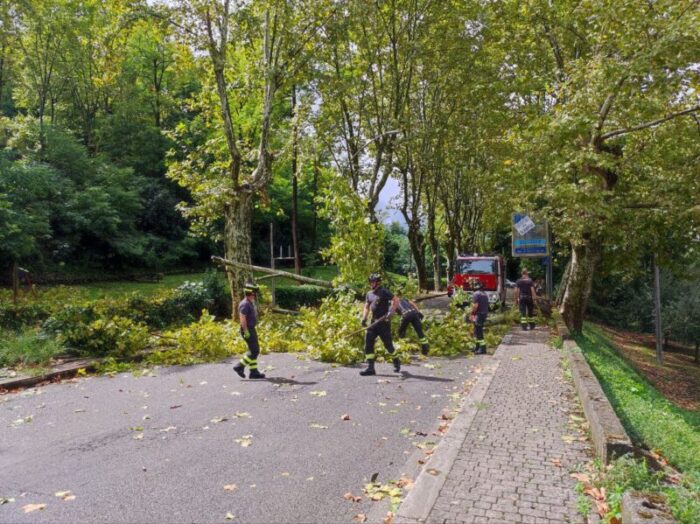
457, 259, 496, 274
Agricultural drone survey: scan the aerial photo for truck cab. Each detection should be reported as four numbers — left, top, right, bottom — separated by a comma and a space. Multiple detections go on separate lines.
447, 254, 507, 310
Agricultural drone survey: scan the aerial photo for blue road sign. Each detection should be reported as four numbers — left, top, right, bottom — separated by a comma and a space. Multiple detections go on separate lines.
512, 213, 549, 257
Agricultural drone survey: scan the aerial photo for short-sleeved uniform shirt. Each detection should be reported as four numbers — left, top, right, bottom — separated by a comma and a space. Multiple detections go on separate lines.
397, 298, 416, 316
516, 277, 534, 298
366, 286, 394, 321
238, 298, 257, 328
472, 290, 489, 315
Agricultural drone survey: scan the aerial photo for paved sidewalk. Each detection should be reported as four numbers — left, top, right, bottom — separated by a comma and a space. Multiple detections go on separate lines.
422, 327, 592, 524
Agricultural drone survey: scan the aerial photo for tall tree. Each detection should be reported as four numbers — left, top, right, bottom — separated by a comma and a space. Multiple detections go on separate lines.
495, 0, 700, 330
164, 0, 327, 302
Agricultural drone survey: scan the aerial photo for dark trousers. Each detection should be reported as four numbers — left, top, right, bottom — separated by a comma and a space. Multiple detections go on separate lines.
398, 311, 429, 350
364, 321, 395, 360
474, 313, 487, 349
240, 326, 260, 368
519, 297, 535, 328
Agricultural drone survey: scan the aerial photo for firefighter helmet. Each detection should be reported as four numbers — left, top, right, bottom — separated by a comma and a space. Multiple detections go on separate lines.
243, 283, 259, 295
468, 278, 483, 290
368, 273, 382, 283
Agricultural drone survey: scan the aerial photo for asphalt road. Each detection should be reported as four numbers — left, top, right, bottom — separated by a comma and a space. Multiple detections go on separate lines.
1, 353, 483, 523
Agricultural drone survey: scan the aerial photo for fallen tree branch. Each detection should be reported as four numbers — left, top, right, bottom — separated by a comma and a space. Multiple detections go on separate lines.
211, 256, 334, 288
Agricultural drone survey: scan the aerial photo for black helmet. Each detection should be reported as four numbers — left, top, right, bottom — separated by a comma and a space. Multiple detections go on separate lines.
368, 273, 382, 283
468, 278, 483, 290
243, 283, 259, 295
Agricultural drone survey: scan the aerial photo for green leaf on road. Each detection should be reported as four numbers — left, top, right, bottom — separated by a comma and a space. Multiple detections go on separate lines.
310, 423, 329, 429
309, 390, 327, 397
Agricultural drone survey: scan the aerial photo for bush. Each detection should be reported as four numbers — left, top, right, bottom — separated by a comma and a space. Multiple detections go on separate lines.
0, 303, 51, 331
0, 328, 62, 367
50, 315, 149, 359
275, 285, 332, 309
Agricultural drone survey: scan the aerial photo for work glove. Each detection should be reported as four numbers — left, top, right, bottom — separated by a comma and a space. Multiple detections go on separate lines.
241, 329, 251, 340
361, 318, 368, 327
418, 312, 425, 320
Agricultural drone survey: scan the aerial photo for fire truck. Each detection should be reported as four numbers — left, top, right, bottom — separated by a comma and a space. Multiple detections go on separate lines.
447, 254, 507, 311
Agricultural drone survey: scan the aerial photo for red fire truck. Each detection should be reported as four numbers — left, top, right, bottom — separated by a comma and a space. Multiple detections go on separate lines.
447, 254, 507, 310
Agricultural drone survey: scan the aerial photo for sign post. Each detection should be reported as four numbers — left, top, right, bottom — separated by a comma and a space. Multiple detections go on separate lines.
512, 213, 551, 297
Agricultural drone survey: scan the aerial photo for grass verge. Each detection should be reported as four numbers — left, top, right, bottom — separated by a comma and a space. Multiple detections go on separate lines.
574, 323, 700, 522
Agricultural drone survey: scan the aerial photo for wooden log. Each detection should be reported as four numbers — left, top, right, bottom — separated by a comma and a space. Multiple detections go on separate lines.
211, 256, 334, 289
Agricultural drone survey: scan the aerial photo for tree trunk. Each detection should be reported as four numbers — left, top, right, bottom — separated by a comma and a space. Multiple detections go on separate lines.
290, 85, 301, 274
555, 259, 571, 306
560, 240, 602, 332
11, 261, 18, 304
223, 194, 254, 313
407, 224, 428, 291
428, 222, 440, 291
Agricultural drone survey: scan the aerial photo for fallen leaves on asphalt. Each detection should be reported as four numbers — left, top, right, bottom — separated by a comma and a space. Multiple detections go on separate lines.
223, 485, 238, 492
54, 491, 75, 501
211, 417, 228, 424
341, 414, 351, 421
234, 412, 251, 418
0, 497, 14, 505
22, 503, 46, 513
225, 512, 235, 520
309, 390, 327, 397
344, 492, 362, 503
309, 423, 328, 430
353, 513, 367, 522
234, 435, 253, 447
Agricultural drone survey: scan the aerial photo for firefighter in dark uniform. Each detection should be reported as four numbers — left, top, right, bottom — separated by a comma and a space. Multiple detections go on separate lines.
515, 268, 537, 330
396, 290, 429, 356
468, 278, 489, 355
360, 273, 400, 376
233, 283, 266, 379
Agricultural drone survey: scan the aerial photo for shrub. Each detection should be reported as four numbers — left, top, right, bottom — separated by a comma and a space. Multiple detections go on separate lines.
0, 328, 63, 367
0, 303, 51, 331
275, 285, 332, 309
49, 314, 149, 359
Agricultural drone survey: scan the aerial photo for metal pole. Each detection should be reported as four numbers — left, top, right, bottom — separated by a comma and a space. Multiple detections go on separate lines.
653, 254, 663, 365
270, 223, 276, 307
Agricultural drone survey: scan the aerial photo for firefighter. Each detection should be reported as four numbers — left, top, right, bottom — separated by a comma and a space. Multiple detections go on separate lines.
396, 289, 429, 356
360, 273, 400, 376
468, 278, 489, 355
515, 268, 537, 330
233, 283, 266, 379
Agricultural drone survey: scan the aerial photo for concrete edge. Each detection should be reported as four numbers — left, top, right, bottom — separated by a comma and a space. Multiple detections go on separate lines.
556, 317, 571, 340
621, 491, 675, 523
0, 358, 99, 392
390, 358, 501, 524
558, 331, 634, 464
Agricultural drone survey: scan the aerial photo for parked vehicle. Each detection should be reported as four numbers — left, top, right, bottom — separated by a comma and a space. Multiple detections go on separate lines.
447, 254, 507, 310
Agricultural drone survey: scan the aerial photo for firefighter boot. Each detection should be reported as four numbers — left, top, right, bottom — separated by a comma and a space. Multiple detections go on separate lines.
529, 321, 536, 331
421, 344, 429, 356
360, 360, 376, 376
248, 368, 266, 379
233, 362, 246, 378
393, 357, 401, 373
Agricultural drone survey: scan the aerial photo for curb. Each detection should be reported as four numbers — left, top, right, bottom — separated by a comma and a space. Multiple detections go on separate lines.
0, 358, 99, 391
556, 322, 633, 463
390, 358, 501, 524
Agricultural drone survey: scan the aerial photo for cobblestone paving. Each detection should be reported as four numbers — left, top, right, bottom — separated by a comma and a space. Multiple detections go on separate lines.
426, 327, 592, 524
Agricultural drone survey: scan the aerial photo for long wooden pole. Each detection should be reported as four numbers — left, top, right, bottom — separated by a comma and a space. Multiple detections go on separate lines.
212, 256, 334, 288
653, 254, 664, 365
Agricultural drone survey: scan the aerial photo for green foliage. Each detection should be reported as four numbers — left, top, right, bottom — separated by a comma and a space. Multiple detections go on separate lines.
583, 456, 700, 524
318, 182, 384, 286
275, 285, 332, 309
576, 325, 700, 474
0, 302, 51, 331
0, 328, 62, 367
147, 312, 243, 366
50, 315, 149, 360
